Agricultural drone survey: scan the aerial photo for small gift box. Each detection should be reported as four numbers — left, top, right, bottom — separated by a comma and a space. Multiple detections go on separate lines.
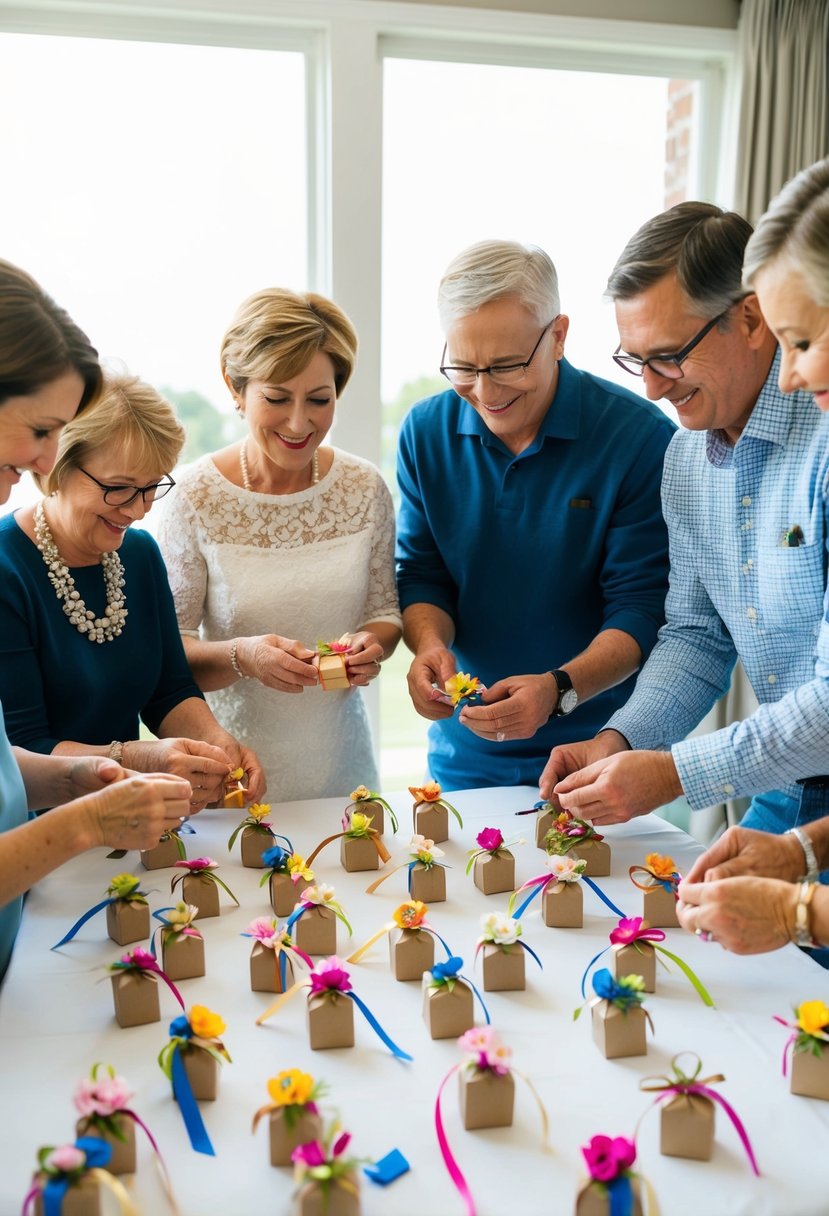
293, 1128, 362, 1216
305, 813, 391, 875
347, 785, 399, 837
532, 799, 557, 849
316, 637, 352, 691
74, 1066, 137, 1175
52, 873, 152, 951
140, 829, 186, 871
227, 803, 283, 868
466, 828, 519, 895
612, 942, 656, 993
583, 917, 714, 1009
545, 811, 610, 876
588, 971, 651, 1060
252, 1069, 325, 1167
409, 780, 462, 844
223, 767, 249, 809
410, 860, 446, 903
307, 989, 355, 1050
260, 847, 313, 917
153, 903, 206, 980
26, 1138, 134, 1216
243, 916, 312, 994
159, 1006, 231, 1154
510, 854, 587, 927
340, 834, 381, 872
111, 969, 160, 1028
457, 1030, 516, 1130
287, 885, 352, 957
575, 1135, 644, 1216
476, 913, 542, 992
629, 853, 681, 928
347, 899, 450, 981
422, 957, 486, 1040
777, 999, 829, 1100
171, 857, 239, 920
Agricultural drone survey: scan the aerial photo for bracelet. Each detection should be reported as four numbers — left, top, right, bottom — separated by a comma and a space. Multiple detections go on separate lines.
229, 639, 246, 680
108, 741, 124, 764
792, 880, 821, 949
787, 826, 820, 883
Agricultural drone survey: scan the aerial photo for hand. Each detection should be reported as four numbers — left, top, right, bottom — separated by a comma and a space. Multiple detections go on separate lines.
407, 645, 458, 720
344, 631, 384, 687
236, 634, 319, 693
123, 737, 232, 811
83, 774, 193, 852
236, 745, 267, 804
677, 875, 798, 954
67, 755, 130, 799
554, 749, 683, 825
682, 825, 806, 885
459, 674, 558, 741
538, 731, 629, 801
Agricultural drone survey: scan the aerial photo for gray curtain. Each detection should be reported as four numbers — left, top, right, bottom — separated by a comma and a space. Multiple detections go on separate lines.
735, 0, 829, 223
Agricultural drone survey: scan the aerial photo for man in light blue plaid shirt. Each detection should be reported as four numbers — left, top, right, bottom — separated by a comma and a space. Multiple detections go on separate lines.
540, 202, 829, 842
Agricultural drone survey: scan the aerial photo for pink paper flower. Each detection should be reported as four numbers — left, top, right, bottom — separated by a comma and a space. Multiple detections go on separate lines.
582, 1135, 636, 1183
244, 916, 286, 949
308, 956, 352, 995
458, 1026, 512, 1075
609, 916, 645, 946
292, 1140, 326, 1167
122, 946, 155, 968
73, 1075, 133, 1118
45, 1145, 86, 1173
476, 827, 504, 852
175, 857, 217, 872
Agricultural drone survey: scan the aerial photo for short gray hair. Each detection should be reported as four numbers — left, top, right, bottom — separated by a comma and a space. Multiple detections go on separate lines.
607, 202, 753, 318
743, 157, 829, 308
438, 239, 560, 330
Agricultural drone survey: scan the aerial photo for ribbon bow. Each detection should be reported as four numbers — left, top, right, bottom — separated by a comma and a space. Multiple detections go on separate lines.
509, 863, 625, 921
474, 914, 543, 972
52, 874, 150, 949
108, 947, 185, 1010
170, 859, 239, 907
22, 1137, 138, 1216
242, 917, 313, 990
629, 853, 681, 896
285, 887, 353, 938
408, 782, 464, 828
580, 916, 714, 1007
305, 820, 391, 869
227, 810, 289, 852
151, 906, 203, 959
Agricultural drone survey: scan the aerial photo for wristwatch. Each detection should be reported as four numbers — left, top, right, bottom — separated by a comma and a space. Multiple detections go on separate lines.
793, 880, 821, 949
787, 826, 820, 884
550, 668, 578, 717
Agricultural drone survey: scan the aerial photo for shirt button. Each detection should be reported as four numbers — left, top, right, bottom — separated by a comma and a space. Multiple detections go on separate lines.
723, 783, 735, 796
741, 563, 751, 575
741, 495, 752, 506
747, 558, 753, 567
746, 607, 757, 620
742, 519, 754, 530
768, 673, 777, 684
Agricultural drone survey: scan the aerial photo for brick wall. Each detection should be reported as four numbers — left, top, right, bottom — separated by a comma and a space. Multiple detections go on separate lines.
665, 78, 695, 207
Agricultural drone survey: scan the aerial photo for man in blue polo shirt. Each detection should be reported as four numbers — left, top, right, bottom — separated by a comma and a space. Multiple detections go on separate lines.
396, 239, 675, 789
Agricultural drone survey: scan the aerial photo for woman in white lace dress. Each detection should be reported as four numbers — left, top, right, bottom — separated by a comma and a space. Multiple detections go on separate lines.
156, 289, 401, 801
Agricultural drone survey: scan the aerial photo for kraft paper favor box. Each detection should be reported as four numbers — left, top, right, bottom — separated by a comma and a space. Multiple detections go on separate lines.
458, 1068, 515, 1130
270, 872, 309, 918
241, 827, 274, 869
791, 1046, 829, 1099
340, 835, 380, 873
270, 1107, 323, 1167
473, 851, 515, 895
390, 927, 435, 981
575, 1179, 643, 1216
75, 1116, 136, 1176
34, 1174, 103, 1216
543, 882, 584, 928
140, 834, 183, 871
422, 974, 474, 1039
250, 942, 294, 993
414, 803, 448, 843
180, 1047, 219, 1101
643, 884, 679, 929
106, 900, 150, 947
570, 839, 611, 877
293, 906, 337, 956
612, 942, 656, 992
161, 932, 205, 981
592, 1002, 648, 1059
535, 804, 556, 848
318, 653, 349, 690
660, 1092, 715, 1160
307, 991, 355, 1049
481, 943, 525, 992
181, 874, 221, 919
297, 1174, 360, 1216
409, 863, 446, 903
111, 971, 161, 1028
347, 799, 387, 836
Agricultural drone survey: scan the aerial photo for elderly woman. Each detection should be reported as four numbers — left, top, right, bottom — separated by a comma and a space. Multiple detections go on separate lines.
0, 371, 264, 811
155, 288, 401, 801
678, 157, 829, 958
0, 259, 191, 982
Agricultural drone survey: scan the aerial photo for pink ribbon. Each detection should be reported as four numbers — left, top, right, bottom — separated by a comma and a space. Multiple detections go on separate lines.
435, 1065, 476, 1216
111, 949, 185, 1010
649, 1084, 760, 1176
609, 918, 665, 947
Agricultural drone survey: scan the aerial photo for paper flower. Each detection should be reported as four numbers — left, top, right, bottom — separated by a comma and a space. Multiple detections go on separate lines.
645, 852, 677, 879
73, 1071, 133, 1119
43, 1145, 87, 1174
458, 1026, 512, 1075
476, 827, 504, 852
317, 635, 352, 655
346, 811, 374, 835
288, 853, 314, 881
243, 916, 289, 949
582, 1134, 636, 1183
292, 1126, 359, 1186
609, 916, 663, 947
189, 1005, 226, 1040
409, 834, 445, 865
165, 901, 199, 928
593, 969, 646, 1010
175, 856, 217, 872
409, 781, 443, 803
351, 785, 371, 801
106, 873, 145, 901
268, 1069, 316, 1108
479, 912, 521, 946
797, 1000, 829, 1038
308, 956, 352, 995
303, 883, 337, 907
445, 672, 481, 705
393, 900, 428, 929
247, 804, 271, 823
547, 854, 587, 882
228, 768, 245, 782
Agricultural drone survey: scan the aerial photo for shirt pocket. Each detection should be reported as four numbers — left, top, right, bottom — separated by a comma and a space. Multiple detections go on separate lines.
756, 540, 826, 630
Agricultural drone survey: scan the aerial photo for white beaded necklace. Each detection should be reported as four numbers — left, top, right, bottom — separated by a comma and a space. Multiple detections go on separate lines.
239, 440, 319, 492
34, 500, 128, 644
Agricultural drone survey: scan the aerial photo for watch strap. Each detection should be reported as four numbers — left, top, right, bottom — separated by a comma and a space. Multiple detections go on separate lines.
793, 880, 821, 949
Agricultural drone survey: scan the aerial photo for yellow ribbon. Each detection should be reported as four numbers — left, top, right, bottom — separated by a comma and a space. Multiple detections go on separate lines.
88, 1168, 140, 1216
255, 978, 308, 1026
347, 921, 395, 963
512, 1068, 553, 1153
307, 829, 391, 868
365, 862, 410, 895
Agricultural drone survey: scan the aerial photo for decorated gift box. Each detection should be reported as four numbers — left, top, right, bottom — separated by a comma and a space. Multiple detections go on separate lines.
516, 798, 558, 849
629, 853, 681, 928
510, 854, 624, 927
422, 956, 489, 1040
639, 1052, 760, 1172
775, 998, 829, 1099
260, 847, 314, 918
140, 828, 187, 871
580, 969, 653, 1059
408, 781, 462, 844
108, 946, 185, 1028
158, 1006, 231, 1155
170, 857, 239, 919
293, 1127, 363, 1216
243, 916, 313, 994
152, 903, 206, 980
304, 813, 391, 875
466, 828, 520, 895
227, 803, 285, 868
366, 834, 447, 903
575, 1134, 648, 1216
544, 811, 610, 876
24, 1138, 137, 1216
346, 785, 399, 838
347, 899, 453, 981
252, 1069, 326, 1167
315, 637, 352, 690
51, 873, 150, 951
476, 913, 542, 992
284, 885, 352, 957
222, 767, 249, 809
73, 1063, 175, 1192
581, 917, 714, 1006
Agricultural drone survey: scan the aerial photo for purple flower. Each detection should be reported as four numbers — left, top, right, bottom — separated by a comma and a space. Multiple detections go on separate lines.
308, 956, 352, 995
582, 1134, 636, 1183
292, 1140, 326, 1167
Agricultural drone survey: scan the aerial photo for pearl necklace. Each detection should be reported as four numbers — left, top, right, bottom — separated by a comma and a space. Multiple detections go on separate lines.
34, 500, 128, 644
239, 440, 319, 492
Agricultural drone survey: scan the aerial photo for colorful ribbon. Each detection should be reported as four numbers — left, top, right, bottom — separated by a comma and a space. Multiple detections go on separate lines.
52, 897, 123, 950
242, 923, 313, 991
108, 947, 185, 1010
170, 1046, 215, 1156
305, 827, 391, 868
629, 861, 680, 897
428, 958, 490, 1024
474, 936, 543, 971
150, 909, 203, 960
170, 862, 239, 907
347, 918, 453, 965
285, 896, 352, 938
772, 1014, 829, 1075
580, 917, 714, 1007
509, 872, 624, 921
22, 1138, 138, 1216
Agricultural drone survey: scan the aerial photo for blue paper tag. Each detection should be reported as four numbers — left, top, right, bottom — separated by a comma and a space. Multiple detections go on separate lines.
363, 1148, 410, 1186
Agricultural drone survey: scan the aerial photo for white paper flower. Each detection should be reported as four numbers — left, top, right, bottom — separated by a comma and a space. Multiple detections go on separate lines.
409, 834, 444, 860
480, 912, 521, 945
546, 854, 586, 882
303, 883, 336, 906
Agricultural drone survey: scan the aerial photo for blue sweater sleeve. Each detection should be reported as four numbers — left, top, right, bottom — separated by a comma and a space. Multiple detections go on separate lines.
396, 407, 459, 620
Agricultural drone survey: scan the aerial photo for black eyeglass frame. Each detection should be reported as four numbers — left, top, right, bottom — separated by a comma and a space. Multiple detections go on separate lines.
612, 309, 730, 379
440, 319, 555, 386
79, 466, 176, 507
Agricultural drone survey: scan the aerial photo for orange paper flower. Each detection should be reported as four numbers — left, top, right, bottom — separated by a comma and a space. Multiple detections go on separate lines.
189, 1005, 226, 1040
797, 1000, 829, 1038
393, 900, 428, 929
409, 780, 442, 803
645, 853, 677, 879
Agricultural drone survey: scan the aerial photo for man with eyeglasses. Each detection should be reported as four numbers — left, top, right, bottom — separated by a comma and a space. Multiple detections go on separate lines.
541, 201, 829, 850
396, 239, 675, 790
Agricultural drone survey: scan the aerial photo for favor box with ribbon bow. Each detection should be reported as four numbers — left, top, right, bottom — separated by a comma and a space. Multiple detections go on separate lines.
73, 1066, 136, 1175
140, 829, 186, 871
544, 856, 587, 926
391, 925, 435, 981
104, 876, 150, 946
26, 1138, 136, 1216
243, 917, 312, 995
110, 964, 161, 1029
288, 885, 353, 957
227, 803, 278, 868
532, 800, 557, 848
423, 961, 475, 1040
252, 1069, 325, 1167
408, 781, 462, 844
153, 904, 206, 981
612, 942, 655, 992
170, 858, 239, 920
457, 1029, 515, 1130
630, 854, 680, 928
315, 638, 351, 691
410, 862, 446, 903
308, 988, 355, 1050
162, 1007, 230, 1103
777, 999, 829, 1100
545, 812, 610, 876
467, 828, 517, 895
339, 815, 391, 873
589, 971, 650, 1059
476, 914, 542, 993
261, 847, 313, 917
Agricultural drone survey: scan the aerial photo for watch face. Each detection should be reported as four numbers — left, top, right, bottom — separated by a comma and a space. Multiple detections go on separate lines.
558, 688, 578, 715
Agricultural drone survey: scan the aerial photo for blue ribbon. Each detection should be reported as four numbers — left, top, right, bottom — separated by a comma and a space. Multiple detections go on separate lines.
609, 1174, 633, 1216
465, 975, 491, 1024
583, 876, 626, 918
512, 879, 548, 920
407, 860, 416, 894
426, 928, 454, 958
347, 992, 413, 1061
42, 1138, 112, 1216
279, 948, 288, 991
51, 898, 115, 949
518, 940, 544, 970
171, 1045, 215, 1156
580, 945, 612, 999
285, 902, 308, 935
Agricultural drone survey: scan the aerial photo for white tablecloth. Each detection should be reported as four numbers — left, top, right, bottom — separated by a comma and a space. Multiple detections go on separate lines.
2, 787, 828, 1215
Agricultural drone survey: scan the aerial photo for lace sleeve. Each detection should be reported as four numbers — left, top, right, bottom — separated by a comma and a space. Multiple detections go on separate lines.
361, 469, 402, 628
155, 484, 208, 637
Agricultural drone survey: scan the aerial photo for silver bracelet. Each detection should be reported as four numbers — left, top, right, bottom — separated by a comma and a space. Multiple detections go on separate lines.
787, 826, 820, 884
228, 639, 246, 680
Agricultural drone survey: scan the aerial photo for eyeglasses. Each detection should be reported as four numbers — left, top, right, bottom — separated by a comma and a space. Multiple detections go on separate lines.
612, 310, 730, 380
440, 320, 554, 388
79, 467, 175, 507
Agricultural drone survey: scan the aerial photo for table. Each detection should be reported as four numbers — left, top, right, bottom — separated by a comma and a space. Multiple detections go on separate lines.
2, 787, 828, 1215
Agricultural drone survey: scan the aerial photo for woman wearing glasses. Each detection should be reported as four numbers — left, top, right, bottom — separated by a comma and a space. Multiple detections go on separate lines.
0, 372, 264, 810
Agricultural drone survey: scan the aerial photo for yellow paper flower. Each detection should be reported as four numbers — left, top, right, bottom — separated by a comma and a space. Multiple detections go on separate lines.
646, 853, 677, 879
409, 781, 442, 803
350, 785, 371, 802
349, 812, 372, 833
189, 1005, 226, 1040
393, 900, 428, 929
167, 901, 198, 927
287, 853, 314, 882
267, 1068, 314, 1107
797, 1000, 829, 1037
228, 768, 245, 782
247, 803, 271, 823
445, 672, 480, 705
